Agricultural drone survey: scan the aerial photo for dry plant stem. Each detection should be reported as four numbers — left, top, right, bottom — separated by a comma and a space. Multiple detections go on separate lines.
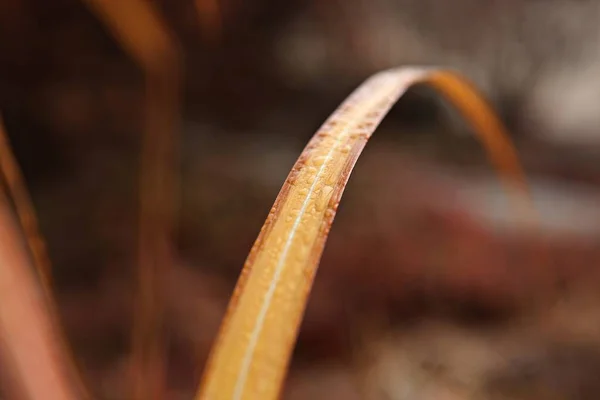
0, 117, 91, 400
81, 1, 181, 399
134, 66, 180, 400
0, 116, 51, 292
81, 0, 178, 71
197, 67, 535, 400
195, 0, 222, 43
0, 190, 85, 400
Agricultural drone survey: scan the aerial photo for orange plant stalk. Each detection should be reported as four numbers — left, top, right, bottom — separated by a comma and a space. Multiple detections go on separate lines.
195, 0, 223, 43
196, 67, 535, 400
80, 1, 181, 399
0, 116, 52, 292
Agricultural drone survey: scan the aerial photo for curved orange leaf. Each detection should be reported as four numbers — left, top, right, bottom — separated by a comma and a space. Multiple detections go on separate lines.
197, 67, 536, 400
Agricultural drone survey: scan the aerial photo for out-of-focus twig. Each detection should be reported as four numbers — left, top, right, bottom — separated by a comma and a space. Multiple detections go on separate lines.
0, 116, 52, 292
82, 0, 179, 73
80, 1, 181, 399
195, 0, 223, 44
0, 189, 87, 400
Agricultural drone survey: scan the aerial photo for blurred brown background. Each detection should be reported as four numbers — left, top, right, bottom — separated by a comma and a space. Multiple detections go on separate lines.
2, 1, 600, 399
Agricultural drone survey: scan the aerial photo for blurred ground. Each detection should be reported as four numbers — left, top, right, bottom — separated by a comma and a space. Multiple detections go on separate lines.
1, 1, 600, 399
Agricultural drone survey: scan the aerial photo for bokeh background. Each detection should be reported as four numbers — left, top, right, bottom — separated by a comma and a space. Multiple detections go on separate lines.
2, 0, 600, 399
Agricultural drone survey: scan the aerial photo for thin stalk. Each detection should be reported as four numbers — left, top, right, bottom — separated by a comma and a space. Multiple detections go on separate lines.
195, 0, 223, 43
80, 1, 181, 399
0, 116, 51, 292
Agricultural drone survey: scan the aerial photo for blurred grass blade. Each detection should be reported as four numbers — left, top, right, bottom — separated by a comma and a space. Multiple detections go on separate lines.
197, 67, 536, 400
0, 116, 52, 292
195, 0, 222, 43
0, 189, 87, 400
80, 1, 181, 399
0, 116, 91, 400
81, 0, 178, 71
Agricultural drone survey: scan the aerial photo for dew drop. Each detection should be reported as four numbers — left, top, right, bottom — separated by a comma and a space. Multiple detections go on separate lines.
297, 231, 312, 248
339, 104, 353, 113
312, 156, 327, 167
315, 185, 334, 212
324, 209, 336, 220
325, 173, 337, 186
295, 249, 309, 263
287, 169, 299, 185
